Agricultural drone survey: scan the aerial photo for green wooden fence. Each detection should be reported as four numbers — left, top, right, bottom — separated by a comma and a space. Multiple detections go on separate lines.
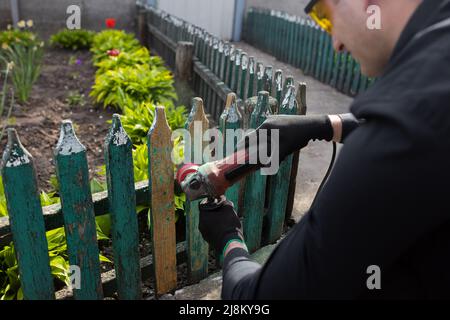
140, 6, 306, 123
244, 8, 376, 96
1, 83, 308, 299
0, 1, 319, 302
139, 4, 309, 220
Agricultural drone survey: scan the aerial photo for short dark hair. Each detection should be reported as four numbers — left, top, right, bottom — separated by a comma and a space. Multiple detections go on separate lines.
305, 0, 319, 14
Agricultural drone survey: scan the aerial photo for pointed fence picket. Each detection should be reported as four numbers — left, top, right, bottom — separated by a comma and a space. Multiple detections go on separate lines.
104, 115, 141, 300
184, 98, 209, 284
1, 129, 54, 300
148, 107, 177, 295
54, 121, 103, 300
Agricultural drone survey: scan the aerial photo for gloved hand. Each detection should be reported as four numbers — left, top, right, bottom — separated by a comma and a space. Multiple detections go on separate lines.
237, 115, 334, 164
198, 196, 244, 255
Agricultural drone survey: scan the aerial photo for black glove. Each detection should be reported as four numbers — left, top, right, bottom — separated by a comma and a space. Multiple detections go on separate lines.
237, 115, 334, 164
198, 196, 244, 254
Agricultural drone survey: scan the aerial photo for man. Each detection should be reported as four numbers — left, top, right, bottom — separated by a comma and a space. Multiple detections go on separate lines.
198, 0, 450, 299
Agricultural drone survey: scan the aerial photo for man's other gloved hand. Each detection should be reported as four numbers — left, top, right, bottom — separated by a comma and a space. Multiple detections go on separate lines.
198, 196, 244, 255
238, 115, 334, 163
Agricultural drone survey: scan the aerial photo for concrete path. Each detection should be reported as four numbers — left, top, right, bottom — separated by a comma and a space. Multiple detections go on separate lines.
234, 42, 354, 221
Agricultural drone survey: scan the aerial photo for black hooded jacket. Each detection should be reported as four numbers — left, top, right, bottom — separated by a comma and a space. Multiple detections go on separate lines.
222, 0, 450, 299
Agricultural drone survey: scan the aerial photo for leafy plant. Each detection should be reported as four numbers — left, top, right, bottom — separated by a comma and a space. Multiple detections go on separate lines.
94, 47, 164, 75
90, 30, 140, 63
119, 101, 187, 145
90, 64, 177, 111
135, 144, 186, 224
0, 30, 39, 50
0, 175, 111, 299
66, 91, 86, 107
0, 43, 44, 103
50, 29, 95, 50
0, 63, 15, 141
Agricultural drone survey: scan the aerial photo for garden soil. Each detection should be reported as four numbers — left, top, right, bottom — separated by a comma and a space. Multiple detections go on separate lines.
0, 48, 114, 191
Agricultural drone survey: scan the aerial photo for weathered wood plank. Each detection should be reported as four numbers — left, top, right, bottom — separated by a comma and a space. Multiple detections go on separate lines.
185, 98, 209, 284
247, 57, 256, 99
193, 58, 232, 106
222, 43, 230, 82
148, 107, 177, 295
104, 115, 141, 300
219, 93, 242, 209
283, 76, 295, 97
1, 129, 54, 300
54, 120, 103, 300
256, 62, 264, 93
274, 69, 283, 112
240, 53, 249, 100
285, 83, 307, 220
242, 92, 272, 253
233, 49, 242, 94
216, 41, 224, 78
263, 66, 273, 95
265, 85, 298, 244
227, 45, 236, 88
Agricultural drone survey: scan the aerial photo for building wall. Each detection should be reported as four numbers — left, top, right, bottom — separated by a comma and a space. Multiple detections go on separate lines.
157, 0, 236, 40
0, 0, 137, 39
245, 0, 310, 17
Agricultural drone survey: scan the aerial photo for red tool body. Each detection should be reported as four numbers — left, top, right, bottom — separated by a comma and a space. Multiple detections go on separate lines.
176, 148, 262, 201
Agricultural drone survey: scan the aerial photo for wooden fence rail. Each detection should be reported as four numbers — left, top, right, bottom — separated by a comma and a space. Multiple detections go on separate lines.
244, 7, 375, 96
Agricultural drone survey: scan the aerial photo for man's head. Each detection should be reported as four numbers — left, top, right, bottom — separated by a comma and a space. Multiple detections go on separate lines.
306, 0, 423, 77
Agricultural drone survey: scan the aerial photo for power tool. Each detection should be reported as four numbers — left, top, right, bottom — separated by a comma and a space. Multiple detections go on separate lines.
176, 113, 361, 202
176, 148, 260, 202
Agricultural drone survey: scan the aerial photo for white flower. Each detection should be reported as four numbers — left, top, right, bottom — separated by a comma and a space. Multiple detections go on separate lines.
7, 24, 12, 30
17, 20, 26, 28
26, 20, 34, 28
6, 61, 14, 72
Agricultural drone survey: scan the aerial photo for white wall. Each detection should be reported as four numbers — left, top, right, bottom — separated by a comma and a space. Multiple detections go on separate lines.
157, 0, 236, 40
245, 0, 309, 17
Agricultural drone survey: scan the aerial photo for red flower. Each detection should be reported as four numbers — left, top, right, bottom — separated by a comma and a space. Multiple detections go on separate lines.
107, 49, 120, 57
105, 18, 116, 29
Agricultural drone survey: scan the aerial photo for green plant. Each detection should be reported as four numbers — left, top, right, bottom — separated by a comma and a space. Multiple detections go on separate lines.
0, 43, 44, 103
0, 30, 39, 50
0, 175, 111, 300
94, 47, 163, 75
50, 29, 95, 50
66, 91, 86, 107
0, 63, 15, 141
90, 64, 177, 111
119, 101, 187, 145
91, 30, 140, 63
